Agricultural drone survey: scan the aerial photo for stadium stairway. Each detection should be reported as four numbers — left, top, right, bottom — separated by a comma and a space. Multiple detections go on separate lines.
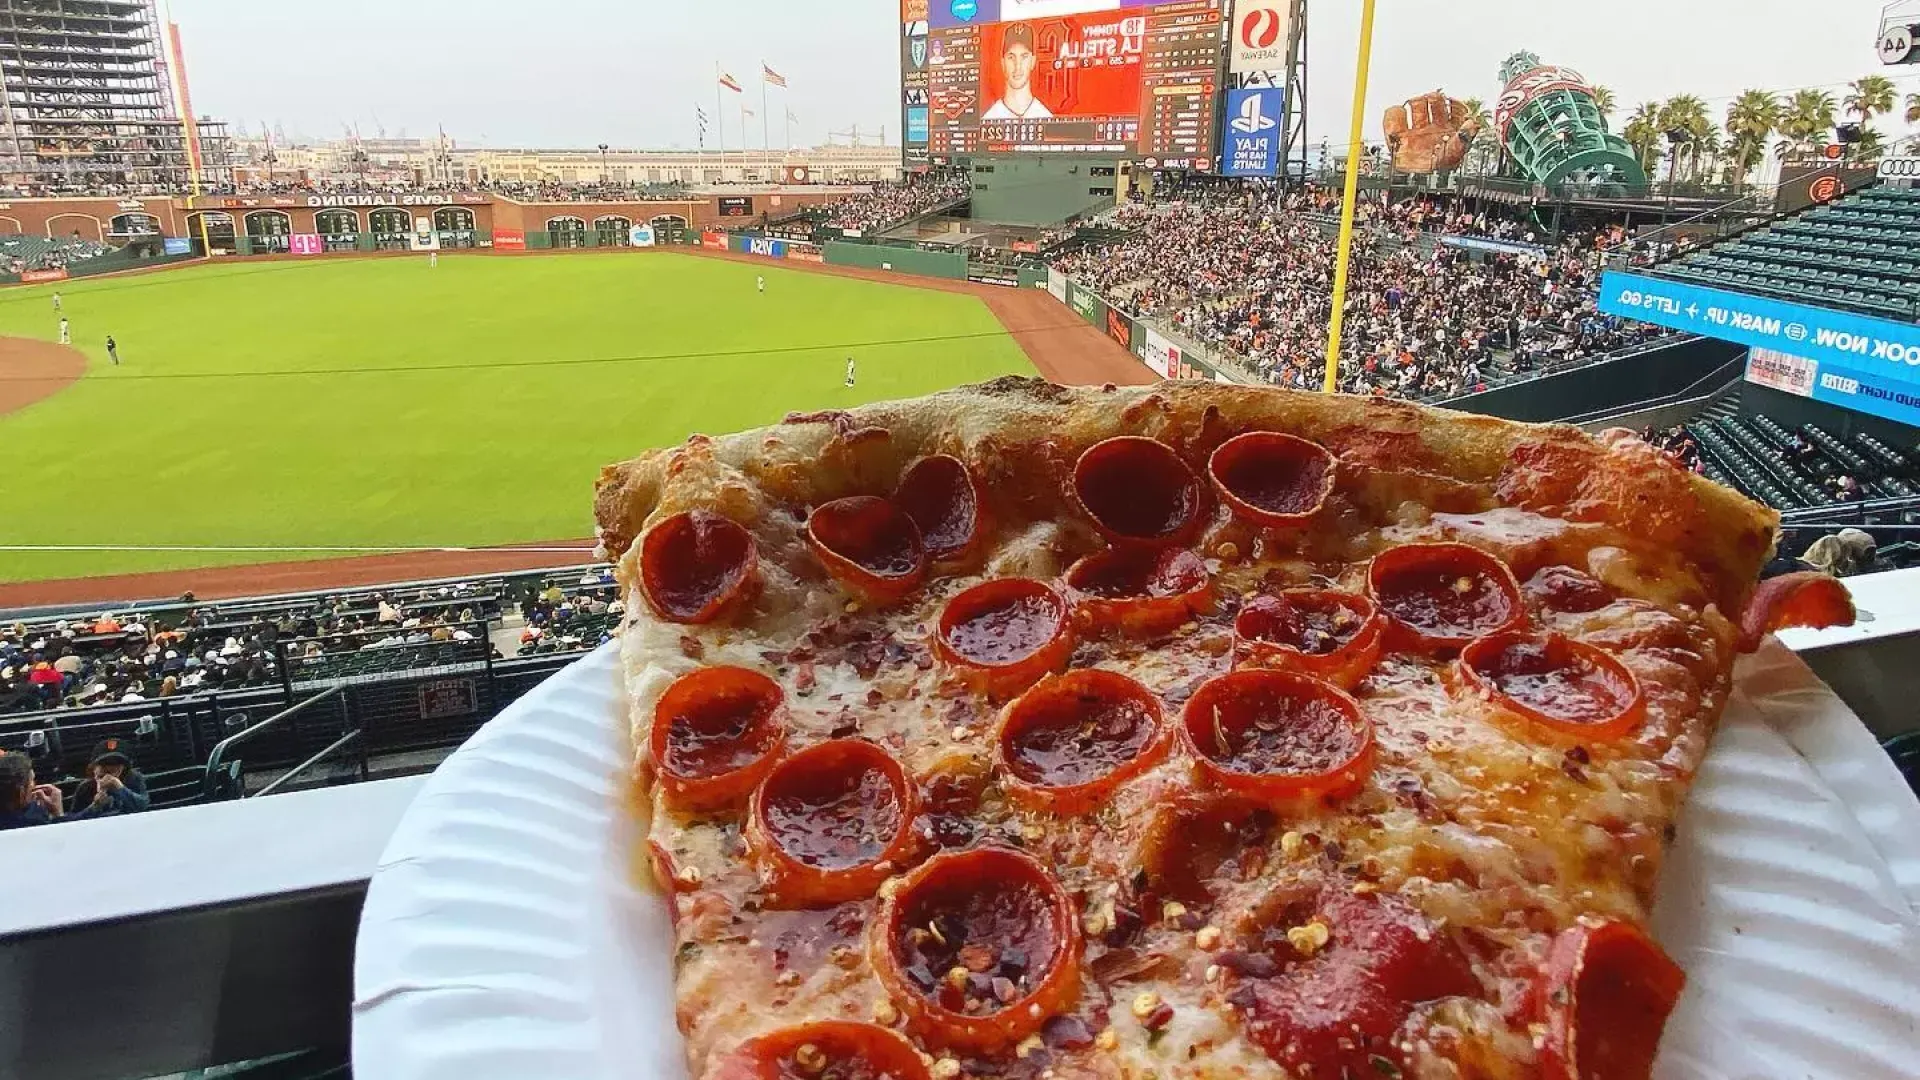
1651, 186, 1920, 321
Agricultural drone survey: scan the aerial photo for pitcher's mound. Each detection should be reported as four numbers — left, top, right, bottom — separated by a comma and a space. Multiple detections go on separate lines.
0, 336, 85, 417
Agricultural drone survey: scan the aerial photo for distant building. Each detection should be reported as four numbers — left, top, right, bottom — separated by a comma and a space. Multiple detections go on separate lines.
0, 0, 231, 192
229, 136, 905, 189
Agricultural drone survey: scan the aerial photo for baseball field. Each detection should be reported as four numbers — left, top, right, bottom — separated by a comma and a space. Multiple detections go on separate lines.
0, 251, 1057, 592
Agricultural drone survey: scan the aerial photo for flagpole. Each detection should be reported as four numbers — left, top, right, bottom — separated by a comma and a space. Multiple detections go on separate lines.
715, 61, 726, 167
761, 68, 771, 172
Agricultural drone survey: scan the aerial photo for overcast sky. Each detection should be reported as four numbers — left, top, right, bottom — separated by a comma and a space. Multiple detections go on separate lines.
169, 0, 1914, 149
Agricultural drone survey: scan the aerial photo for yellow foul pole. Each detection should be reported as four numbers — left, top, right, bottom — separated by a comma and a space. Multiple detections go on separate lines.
1321, 0, 1379, 395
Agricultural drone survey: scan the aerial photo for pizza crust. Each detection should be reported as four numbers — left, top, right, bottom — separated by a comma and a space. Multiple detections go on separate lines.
596, 378, 1777, 618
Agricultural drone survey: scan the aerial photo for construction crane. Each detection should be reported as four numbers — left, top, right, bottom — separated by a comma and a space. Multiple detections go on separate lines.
826, 125, 886, 147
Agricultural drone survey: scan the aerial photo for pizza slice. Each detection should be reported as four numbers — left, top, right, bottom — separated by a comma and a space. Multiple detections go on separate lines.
595, 378, 1852, 1080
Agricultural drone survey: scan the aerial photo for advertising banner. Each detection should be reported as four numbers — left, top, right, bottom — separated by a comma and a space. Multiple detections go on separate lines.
162, 237, 193, 256
1599, 270, 1920, 427
1746, 348, 1819, 397
931, 0, 999, 29
1106, 306, 1133, 349
788, 244, 825, 263
1228, 0, 1290, 74
1137, 326, 1181, 378
288, 233, 324, 255
1222, 87, 1284, 177
1047, 267, 1068, 302
702, 231, 730, 251
20, 268, 67, 283
717, 196, 753, 217
409, 219, 440, 252
1068, 281, 1106, 326
493, 228, 526, 250
743, 236, 788, 259
630, 225, 657, 247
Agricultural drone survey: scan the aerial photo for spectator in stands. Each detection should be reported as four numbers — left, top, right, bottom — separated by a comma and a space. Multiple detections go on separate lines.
0, 751, 63, 830
1803, 528, 1880, 578
819, 173, 971, 234
1051, 180, 1667, 401
70, 739, 151, 818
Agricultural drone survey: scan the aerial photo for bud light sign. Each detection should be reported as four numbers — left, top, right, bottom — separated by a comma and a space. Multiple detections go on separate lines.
1222, 87, 1284, 177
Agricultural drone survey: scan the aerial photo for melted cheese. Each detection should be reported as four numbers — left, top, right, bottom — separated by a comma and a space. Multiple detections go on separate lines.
619, 503, 1733, 1080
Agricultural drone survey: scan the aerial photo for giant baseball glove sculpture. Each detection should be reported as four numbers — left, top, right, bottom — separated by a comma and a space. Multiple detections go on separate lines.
1382, 91, 1480, 173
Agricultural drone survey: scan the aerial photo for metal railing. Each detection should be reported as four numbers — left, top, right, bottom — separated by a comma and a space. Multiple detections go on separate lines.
252, 728, 365, 798
203, 686, 344, 800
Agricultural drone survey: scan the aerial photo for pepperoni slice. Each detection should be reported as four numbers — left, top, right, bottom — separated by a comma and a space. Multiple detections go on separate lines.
1207, 431, 1338, 528
747, 739, 920, 908
649, 666, 787, 810
1063, 547, 1213, 638
1367, 542, 1526, 653
806, 496, 929, 606
871, 847, 1082, 1053
1231, 883, 1478, 1078
935, 578, 1073, 700
1140, 795, 1276, 905
1234, 589, 1385, 689
1526, 565, 1614, 614
639, 510, 760, 624
1737, 570, 1855, 651
708, 1021, 931, 1080
895, 454, 985, 563
1072, 436, 1204, 546
1460, 632, 1647, 741
1536, 921, 1685, 1080
1180, 670, 1374, 804
995, 669, 1170, 815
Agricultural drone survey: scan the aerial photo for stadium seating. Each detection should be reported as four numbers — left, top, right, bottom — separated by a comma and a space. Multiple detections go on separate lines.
0, 564, 622, 812
1680, 399, 1920, 513
1652, 187, 1920, 321
0, 232, 114, 272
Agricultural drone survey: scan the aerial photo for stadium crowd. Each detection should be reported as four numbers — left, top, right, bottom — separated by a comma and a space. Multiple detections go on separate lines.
818, 173, 971, 233
0, 569, 628, 719
1052, 182, 1669, 400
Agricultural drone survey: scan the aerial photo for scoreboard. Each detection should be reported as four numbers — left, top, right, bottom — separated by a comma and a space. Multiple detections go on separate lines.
903, 0, 1225, 170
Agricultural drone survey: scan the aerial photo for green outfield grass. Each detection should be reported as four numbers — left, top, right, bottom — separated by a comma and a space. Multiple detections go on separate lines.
0, 253, 1034, 583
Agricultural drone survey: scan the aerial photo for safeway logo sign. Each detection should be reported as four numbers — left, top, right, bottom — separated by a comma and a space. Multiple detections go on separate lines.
1239, 7, 1281, 48
1230, 0, 1289, 73
1230, 93, 1275, 134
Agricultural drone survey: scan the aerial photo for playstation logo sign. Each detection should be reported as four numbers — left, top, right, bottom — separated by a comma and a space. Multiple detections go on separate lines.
1230, 0, 1289, 73
1230, 93, 1276, 134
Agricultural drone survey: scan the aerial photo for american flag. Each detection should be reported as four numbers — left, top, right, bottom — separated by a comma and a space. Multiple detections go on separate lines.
762, 64, 787, 88
719, 72, 742, 93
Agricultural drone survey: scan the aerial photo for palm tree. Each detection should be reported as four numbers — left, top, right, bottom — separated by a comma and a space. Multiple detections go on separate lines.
1855, 126, 1888, 161
1623, 102, 1664, 177
1655, 94, 1713, 181
1778, 89, 1838, 156
1844, 75, 1897, 125
1906, 92, 1920, 125
1592, 85, 1617, 121
1724, 89, 1780, 184
1459, 97, 1497, 174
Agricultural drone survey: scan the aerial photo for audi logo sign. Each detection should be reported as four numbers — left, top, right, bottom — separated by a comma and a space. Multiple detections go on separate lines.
1877, 156, 1920, 178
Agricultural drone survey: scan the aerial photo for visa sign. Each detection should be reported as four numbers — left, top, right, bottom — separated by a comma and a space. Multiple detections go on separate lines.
1222, 87, 1284, 177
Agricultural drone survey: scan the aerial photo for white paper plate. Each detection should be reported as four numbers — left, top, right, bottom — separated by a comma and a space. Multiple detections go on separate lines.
352, 640, 1920, 1080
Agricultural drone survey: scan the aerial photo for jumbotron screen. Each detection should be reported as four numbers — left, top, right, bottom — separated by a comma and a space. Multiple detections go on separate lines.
902, 0, 1223, 168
